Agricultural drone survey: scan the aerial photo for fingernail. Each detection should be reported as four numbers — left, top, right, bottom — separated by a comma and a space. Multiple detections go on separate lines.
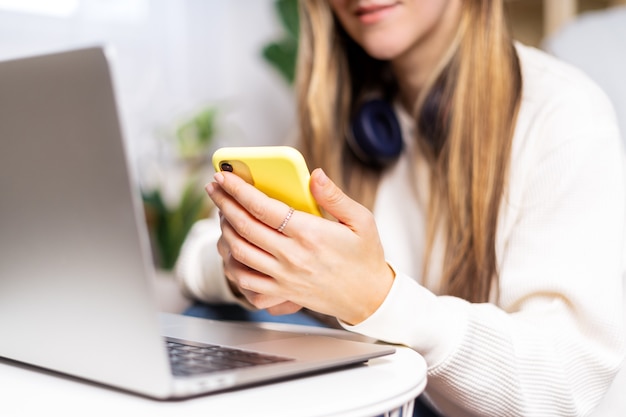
205, 182, 214, 195
214, 172, 225, 184
316, 168, 328, 186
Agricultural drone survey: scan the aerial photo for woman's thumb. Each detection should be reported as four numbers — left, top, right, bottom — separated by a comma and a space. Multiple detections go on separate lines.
310, 168, 365, 229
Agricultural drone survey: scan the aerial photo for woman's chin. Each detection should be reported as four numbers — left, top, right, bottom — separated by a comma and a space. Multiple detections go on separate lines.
363, 46, 403, 62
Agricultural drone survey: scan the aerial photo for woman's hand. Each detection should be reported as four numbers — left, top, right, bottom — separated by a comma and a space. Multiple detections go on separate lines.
206, 168, 394, 325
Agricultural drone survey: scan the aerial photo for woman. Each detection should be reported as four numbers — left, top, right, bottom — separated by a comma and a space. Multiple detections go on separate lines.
177, 0, 625, 415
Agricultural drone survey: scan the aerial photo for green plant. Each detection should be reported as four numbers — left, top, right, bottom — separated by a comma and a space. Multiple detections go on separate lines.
142, 181, 208, 270
262, 0, 300, 85
175, 107, 218, 158
141, 105, 218, 270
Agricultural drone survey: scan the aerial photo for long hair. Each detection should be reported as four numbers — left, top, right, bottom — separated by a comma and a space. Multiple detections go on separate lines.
296, 0, 522, 303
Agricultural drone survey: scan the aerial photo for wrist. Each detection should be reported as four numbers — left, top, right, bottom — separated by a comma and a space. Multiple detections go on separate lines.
346, 262, 396, 325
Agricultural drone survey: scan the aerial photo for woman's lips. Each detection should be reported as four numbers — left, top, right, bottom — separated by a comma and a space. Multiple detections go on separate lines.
355, 3, 398, 24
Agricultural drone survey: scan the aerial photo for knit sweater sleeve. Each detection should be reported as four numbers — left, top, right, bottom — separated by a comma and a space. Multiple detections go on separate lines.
342, 54, 626, 415
174, 210, 252, 307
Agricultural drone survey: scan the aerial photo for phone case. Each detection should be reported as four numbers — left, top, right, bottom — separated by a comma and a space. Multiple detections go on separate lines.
212, 146, 322, 216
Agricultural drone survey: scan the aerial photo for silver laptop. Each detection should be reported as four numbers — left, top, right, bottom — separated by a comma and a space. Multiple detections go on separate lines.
0, 47, 394, 399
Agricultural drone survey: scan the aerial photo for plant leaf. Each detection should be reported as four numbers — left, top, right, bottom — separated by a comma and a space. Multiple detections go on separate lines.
276, 0, 299, 40
262, 40, 297, 85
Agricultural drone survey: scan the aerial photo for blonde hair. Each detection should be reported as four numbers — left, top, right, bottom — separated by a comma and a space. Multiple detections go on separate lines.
296, 0, 522, 303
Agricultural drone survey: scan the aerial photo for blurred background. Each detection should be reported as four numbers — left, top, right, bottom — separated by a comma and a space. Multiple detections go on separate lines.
0, 0, 297, 157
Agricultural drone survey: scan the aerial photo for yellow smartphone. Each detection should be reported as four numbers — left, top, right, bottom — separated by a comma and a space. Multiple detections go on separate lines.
212, 146, 322, 217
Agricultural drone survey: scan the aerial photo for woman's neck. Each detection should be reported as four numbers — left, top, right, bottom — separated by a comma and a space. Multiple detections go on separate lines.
391, 2, 462, 113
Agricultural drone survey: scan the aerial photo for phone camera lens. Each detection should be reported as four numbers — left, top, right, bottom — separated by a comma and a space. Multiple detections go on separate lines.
220, 162, 233, 172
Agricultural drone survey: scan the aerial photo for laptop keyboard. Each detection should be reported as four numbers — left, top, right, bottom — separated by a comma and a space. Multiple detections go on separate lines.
166, 339, 294, 377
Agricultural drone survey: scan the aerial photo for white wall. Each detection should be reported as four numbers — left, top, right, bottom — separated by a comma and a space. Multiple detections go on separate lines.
0, 0, 296, 173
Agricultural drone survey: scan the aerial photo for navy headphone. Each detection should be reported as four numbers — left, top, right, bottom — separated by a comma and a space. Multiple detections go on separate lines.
348, 99, 403, 167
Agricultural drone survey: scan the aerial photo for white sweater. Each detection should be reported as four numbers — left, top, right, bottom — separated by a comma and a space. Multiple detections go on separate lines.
176, 44, 626, 416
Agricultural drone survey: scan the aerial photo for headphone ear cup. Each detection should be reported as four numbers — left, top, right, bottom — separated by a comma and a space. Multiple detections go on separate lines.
349, 99, 403, 166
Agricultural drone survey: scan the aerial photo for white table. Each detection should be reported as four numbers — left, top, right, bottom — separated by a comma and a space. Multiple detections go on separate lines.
0, 329, 426, 417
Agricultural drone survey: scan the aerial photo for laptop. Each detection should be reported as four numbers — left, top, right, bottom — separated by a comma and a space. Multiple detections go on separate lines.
0, 46, 395, 399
